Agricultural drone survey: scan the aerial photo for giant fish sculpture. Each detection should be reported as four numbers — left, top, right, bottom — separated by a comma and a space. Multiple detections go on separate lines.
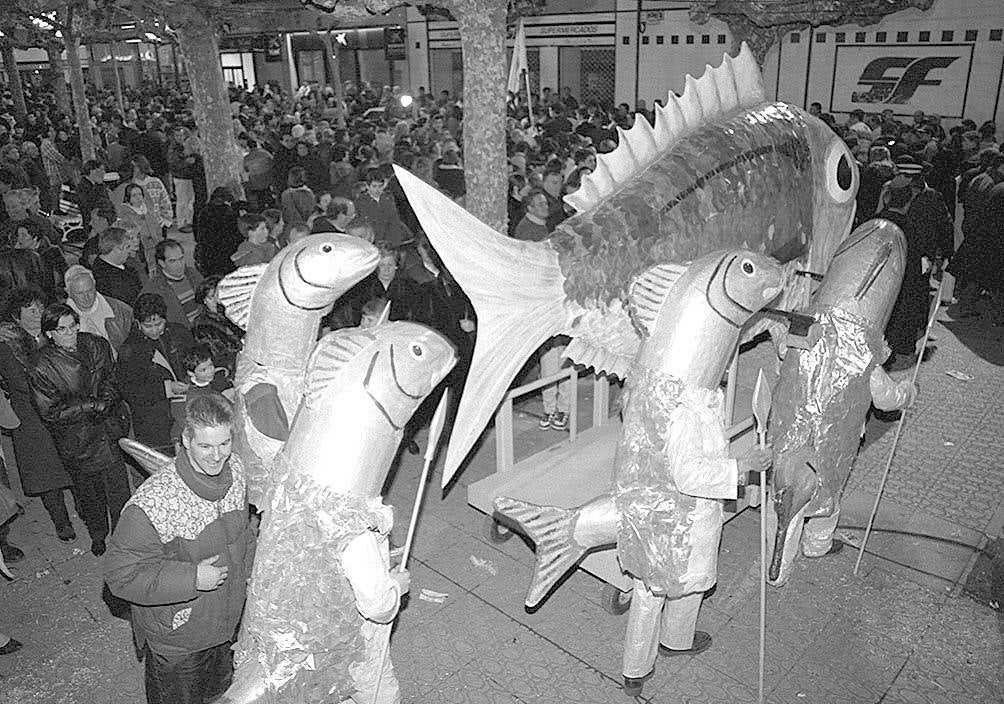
494, 249, 783, 603
495, 250, 782, 692
768, 218, 907, 585
394, 43, 858, 485
221, 322, 456, 704
217, 234, 379, 506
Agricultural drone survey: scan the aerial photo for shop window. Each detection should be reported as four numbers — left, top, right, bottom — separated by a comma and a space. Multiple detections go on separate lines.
897, 31, 909, 42
789, 32, 800, 43
941, 30, 954, 41
874, 32, 886, 42
656, 36, 664, 45
815, 32, 825, 43
965, 29, 978, 41
835, 32, 846, 43
990, 29, 1003, 42
855, 32, 866, 43
919, 31, 930, 42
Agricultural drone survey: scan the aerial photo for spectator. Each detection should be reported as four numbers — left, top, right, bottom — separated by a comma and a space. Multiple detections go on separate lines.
191, 276, 244, 376
195, 187, 243, 277
310, 197, 355, 234
104, 393, 254, 704
279, 166, 316, 241
115, 292, 193, 450
8, 218, 66, 298
0, 290, 74, 542
64, 265, 133, 358
513, 188, 551, 242
354, 168, 408, 247
92, 226, 144, 306
116, 183, 162, 273
142, 239, 204, 328
77, 159, 114, 234
231, 213, 279, 267
31, 302, 130, 557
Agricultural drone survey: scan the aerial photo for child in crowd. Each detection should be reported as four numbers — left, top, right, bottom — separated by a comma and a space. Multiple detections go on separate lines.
171, 343, 234, 444
262, 208, 284, 247
288, 223, 311, 245
232, 213, 280, 267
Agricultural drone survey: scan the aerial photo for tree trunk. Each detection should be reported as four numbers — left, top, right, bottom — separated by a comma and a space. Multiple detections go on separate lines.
48, 44, 71, 115
64, 31, 96, 162
452, 0, 508, 232
175, 14, 245, 198
1, 41, 28, 121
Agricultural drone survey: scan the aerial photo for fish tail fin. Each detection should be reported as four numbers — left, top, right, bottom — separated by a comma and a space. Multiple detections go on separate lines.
768, 457, 820, 581
394, 166, 571, 486
494, 497, 587, 608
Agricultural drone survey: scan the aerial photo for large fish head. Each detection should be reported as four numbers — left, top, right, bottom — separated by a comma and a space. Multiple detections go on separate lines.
277, 233, 379, 311
362, 321, 457, 431
814, 218, 907, 328
803, 114, 859, 274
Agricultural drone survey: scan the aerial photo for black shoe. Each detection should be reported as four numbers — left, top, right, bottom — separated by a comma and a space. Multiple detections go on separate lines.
0, 543, 24, 563
90, 539, 106, 557
0, 638, 22, 655
406, 440, 420, 455
623, 670, 652, 697
659, 631, 712, 657
56, 524, 76, 542
805, 539, 844, 558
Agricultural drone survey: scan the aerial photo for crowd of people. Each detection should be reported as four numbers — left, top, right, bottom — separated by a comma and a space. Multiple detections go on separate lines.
0, 68, 1001, 693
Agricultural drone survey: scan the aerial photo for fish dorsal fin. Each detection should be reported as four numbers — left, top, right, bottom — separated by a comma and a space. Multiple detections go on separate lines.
304, 329, 374, 406
627, 263, 689, 336
563, 42, 765, 216
217, 264, 269, 331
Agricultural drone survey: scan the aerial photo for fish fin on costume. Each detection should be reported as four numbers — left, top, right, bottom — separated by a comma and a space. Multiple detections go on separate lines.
243, 383, 290, 441
217, 264, 269, 331
626, 263, 690, 336
564, 43, 764, 215
118, 438, 172, 476
394, 166, 571, 486
304, 330, 373, 406
494, 497, 587, 608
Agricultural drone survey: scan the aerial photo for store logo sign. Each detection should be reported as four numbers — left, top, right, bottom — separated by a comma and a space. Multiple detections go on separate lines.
851, 56, 960, 104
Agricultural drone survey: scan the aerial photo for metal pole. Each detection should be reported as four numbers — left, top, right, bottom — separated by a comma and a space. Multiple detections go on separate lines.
853, 279, 944, 575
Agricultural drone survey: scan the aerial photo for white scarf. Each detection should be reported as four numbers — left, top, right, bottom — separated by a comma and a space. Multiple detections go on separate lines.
127, 201, 148, 217
69, 293, 115, 341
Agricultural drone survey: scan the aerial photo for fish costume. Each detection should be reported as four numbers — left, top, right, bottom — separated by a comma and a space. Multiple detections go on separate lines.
220, 322, 456, 704
217, 234, 378, 506
495, 249, 784, 693
394, 43, 859, 487
768, 218, 916, 586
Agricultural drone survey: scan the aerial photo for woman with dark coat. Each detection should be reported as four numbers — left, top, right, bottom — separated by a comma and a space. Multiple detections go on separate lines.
115, 293, 193, 451
194, 186, 243, 277
191, 275, 244, 376
0, 289, 74, 541
32, 303, 131, 556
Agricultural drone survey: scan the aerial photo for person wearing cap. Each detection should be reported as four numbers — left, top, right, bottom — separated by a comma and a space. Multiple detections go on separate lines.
879, 157, 951, 369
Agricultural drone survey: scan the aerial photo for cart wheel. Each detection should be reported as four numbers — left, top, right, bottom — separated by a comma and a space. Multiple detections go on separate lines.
485, 517, 514, 544
601, 584, 632, 615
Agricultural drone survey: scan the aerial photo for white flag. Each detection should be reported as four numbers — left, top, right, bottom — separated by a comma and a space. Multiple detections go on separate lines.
507, 19, 528, 95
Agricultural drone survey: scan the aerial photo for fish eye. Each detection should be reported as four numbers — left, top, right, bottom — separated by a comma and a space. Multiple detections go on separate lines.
741, 259, 755, 275
410, 343, 425, 359
322, 244, 332, 253
824, 139, 858, 204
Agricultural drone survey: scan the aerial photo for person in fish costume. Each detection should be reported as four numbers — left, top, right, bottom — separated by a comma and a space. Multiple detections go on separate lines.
393, 42, 859, 490
495, 249, 782, 696
218, 322, 456, 704
767, 219, 919, 587
216, 234, 379, 507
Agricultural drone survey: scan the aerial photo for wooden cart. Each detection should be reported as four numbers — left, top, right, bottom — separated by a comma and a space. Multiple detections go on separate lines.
467, 346, 769, 613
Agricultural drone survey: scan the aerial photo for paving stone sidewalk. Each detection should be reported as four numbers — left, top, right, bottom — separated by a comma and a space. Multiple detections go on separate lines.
0, 310, 1001, 704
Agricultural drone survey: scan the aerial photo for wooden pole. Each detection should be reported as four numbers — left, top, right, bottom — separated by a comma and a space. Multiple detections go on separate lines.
752, 369, 772, 704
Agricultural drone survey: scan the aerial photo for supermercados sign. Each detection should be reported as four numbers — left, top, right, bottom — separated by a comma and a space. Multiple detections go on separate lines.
830, 44, 974, 119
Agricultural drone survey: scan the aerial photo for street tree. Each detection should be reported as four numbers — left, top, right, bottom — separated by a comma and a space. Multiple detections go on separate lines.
298, 0, 543, 233
689, 0, 936, 63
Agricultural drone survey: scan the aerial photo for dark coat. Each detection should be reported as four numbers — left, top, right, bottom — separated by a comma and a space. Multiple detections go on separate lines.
116, 323, 193, 450
0, 324, 70, 494
195, 202, 243, 277
191, 306, 244, 375
31, 333, 121, 475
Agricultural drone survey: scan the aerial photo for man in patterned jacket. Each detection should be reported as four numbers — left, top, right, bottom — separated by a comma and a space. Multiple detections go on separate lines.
105, 393, 254, 704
